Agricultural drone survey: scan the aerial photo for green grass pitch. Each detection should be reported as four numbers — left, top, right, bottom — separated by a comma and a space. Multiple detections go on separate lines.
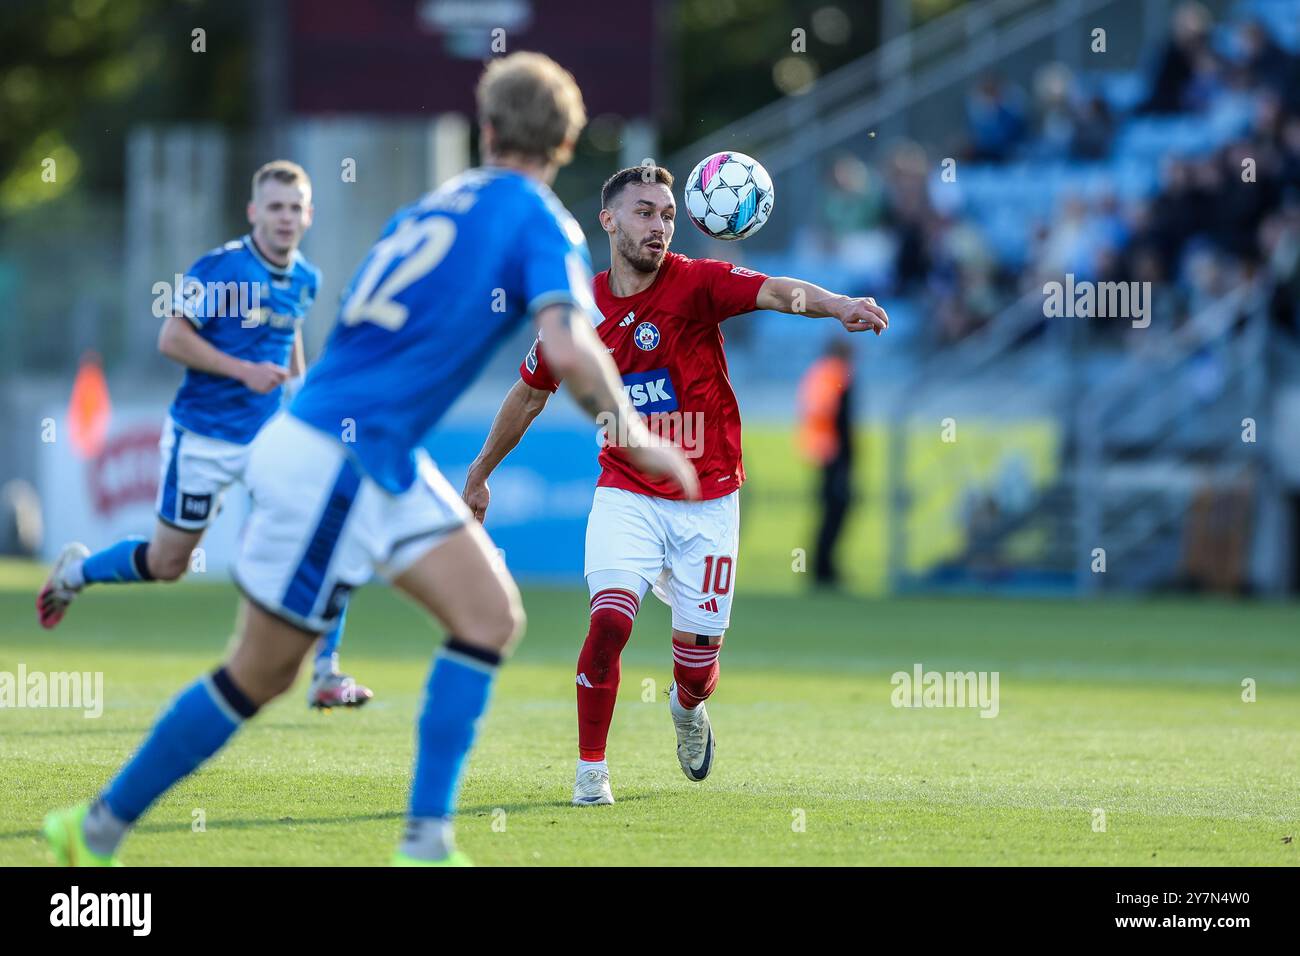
0, 559, 1296, 866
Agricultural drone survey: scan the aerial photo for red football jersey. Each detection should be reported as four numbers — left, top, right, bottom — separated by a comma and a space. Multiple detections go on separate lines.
519, 252, 767, 500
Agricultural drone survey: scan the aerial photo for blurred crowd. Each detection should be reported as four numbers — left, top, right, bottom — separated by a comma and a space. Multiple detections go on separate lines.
811, 3, 1300, 351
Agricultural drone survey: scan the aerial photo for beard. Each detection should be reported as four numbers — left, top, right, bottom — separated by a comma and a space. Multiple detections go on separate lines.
616, 229, 666, 273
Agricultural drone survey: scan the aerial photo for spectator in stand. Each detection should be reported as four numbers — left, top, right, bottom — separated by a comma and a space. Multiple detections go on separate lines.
1188, 154, 1228, 247
1092, 192, 1130, 252
1126, 246, 1190, 353
1280, 114, 1300, 186
1237, 18, 1300, 111
1250, 90, 1289, 155
1147, 158, 1201, 269
964, 72, 1028, 161
1031, 63, 1078, 159
1181, 48, 1227, 114
929, 213, 1002, 344
776, 4, 1298, 354
1185, 242, 1240, 304
821, 153, 883, 238
1070, 94, 1114, 160
1141, 1, 1213, 113
1035, 195, 1096, 281
1260, 202, 1300, 341
882, 141, 933, 290
1216, 140, 1280, 263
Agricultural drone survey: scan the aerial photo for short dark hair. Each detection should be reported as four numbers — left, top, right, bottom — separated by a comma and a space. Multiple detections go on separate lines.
601, 165, 674, 209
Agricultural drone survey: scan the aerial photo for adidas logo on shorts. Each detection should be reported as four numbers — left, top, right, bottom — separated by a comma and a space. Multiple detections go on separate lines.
697, 598, 719, 613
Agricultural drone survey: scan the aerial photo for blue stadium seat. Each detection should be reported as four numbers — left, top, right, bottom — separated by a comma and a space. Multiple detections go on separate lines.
1087, 70, 1148, 113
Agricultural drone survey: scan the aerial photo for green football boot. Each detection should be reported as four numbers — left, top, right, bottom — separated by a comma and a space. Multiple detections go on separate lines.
44, 803, 122, 867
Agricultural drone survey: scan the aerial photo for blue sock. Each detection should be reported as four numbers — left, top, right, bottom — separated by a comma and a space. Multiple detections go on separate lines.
81, 537, 153, 585
409, 638, 501, 820
314, 606, 346, 674
100, 668, 257, 824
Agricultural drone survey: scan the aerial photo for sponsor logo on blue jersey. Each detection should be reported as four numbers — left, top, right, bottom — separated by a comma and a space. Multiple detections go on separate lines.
633, 321, 660, 351
621, 368, 678, 414
168, 236, 319, 445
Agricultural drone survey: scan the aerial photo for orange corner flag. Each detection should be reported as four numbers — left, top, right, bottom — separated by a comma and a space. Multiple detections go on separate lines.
68, 351, 112, 460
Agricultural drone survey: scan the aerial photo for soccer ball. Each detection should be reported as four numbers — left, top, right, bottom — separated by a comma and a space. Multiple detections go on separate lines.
683, 151, 774, 241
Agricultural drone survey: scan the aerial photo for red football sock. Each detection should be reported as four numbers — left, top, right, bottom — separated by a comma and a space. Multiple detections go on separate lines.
576, 589, 639, 761
671, 638, 722, 709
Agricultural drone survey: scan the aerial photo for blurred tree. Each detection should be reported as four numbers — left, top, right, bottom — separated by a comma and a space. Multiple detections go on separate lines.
0, 0, 976, 209
662, 0, 879, 152
0, 0, 253, 213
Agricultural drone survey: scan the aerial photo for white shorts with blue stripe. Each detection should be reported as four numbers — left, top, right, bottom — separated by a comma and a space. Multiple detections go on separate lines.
155, 415, 250, 531
233, 412, 471, 633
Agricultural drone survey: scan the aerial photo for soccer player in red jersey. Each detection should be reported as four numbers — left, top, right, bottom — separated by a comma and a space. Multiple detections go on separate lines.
463, 165, 887, 804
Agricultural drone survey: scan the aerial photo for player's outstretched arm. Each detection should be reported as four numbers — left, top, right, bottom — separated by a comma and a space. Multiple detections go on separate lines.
535, 303, 700, 501
755, 277, 889, 335
157, 314, 290, 394
463, 380, 552, 522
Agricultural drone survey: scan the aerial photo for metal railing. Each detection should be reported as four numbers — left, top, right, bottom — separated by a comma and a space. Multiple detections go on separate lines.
883, 286, 1077, 594
881, 273, 1274, 595
1074, 279, 1272, 592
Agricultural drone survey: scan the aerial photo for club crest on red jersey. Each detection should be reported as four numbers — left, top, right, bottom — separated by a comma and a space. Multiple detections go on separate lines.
634, 321, 660, 351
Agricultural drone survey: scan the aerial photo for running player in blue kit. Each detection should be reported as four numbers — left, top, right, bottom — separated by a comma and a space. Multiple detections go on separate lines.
37, 161, 372, 709
43, 52, 698, 867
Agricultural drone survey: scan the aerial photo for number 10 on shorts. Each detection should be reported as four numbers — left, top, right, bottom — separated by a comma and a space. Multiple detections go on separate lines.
701, 555, 733, 594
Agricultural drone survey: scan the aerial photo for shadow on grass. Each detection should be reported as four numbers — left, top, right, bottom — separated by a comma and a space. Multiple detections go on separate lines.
0, 810, 404, 844
459, 793, 653, 815
0, 794, 650, 845
8, 725, 151, 737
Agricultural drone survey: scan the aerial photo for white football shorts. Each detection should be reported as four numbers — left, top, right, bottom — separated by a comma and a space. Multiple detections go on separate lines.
233, 412, 471, 633
584, 486, 739, 635
155, 415, 250, 531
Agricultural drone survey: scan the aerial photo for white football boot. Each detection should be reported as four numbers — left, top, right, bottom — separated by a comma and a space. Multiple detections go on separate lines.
307, 670, 375, 709
668, 682, 715, 781
572, 763, 615, 806
37, 543, 90, 630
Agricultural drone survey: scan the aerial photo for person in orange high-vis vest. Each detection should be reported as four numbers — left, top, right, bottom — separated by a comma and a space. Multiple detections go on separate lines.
797, 339, 855, 587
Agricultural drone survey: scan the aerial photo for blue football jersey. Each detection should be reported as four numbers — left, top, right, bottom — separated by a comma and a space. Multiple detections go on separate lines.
168, 235, 320, 444
291, 167, 594, 493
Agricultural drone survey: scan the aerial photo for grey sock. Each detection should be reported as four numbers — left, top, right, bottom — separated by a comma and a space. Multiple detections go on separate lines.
82, 798, 129, 857
314, 653, 339, 678
399, 816, 455, 862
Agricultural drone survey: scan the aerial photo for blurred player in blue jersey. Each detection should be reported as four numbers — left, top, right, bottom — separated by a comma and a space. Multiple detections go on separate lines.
43, 51, 699, 867
36, 161, 373, 709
